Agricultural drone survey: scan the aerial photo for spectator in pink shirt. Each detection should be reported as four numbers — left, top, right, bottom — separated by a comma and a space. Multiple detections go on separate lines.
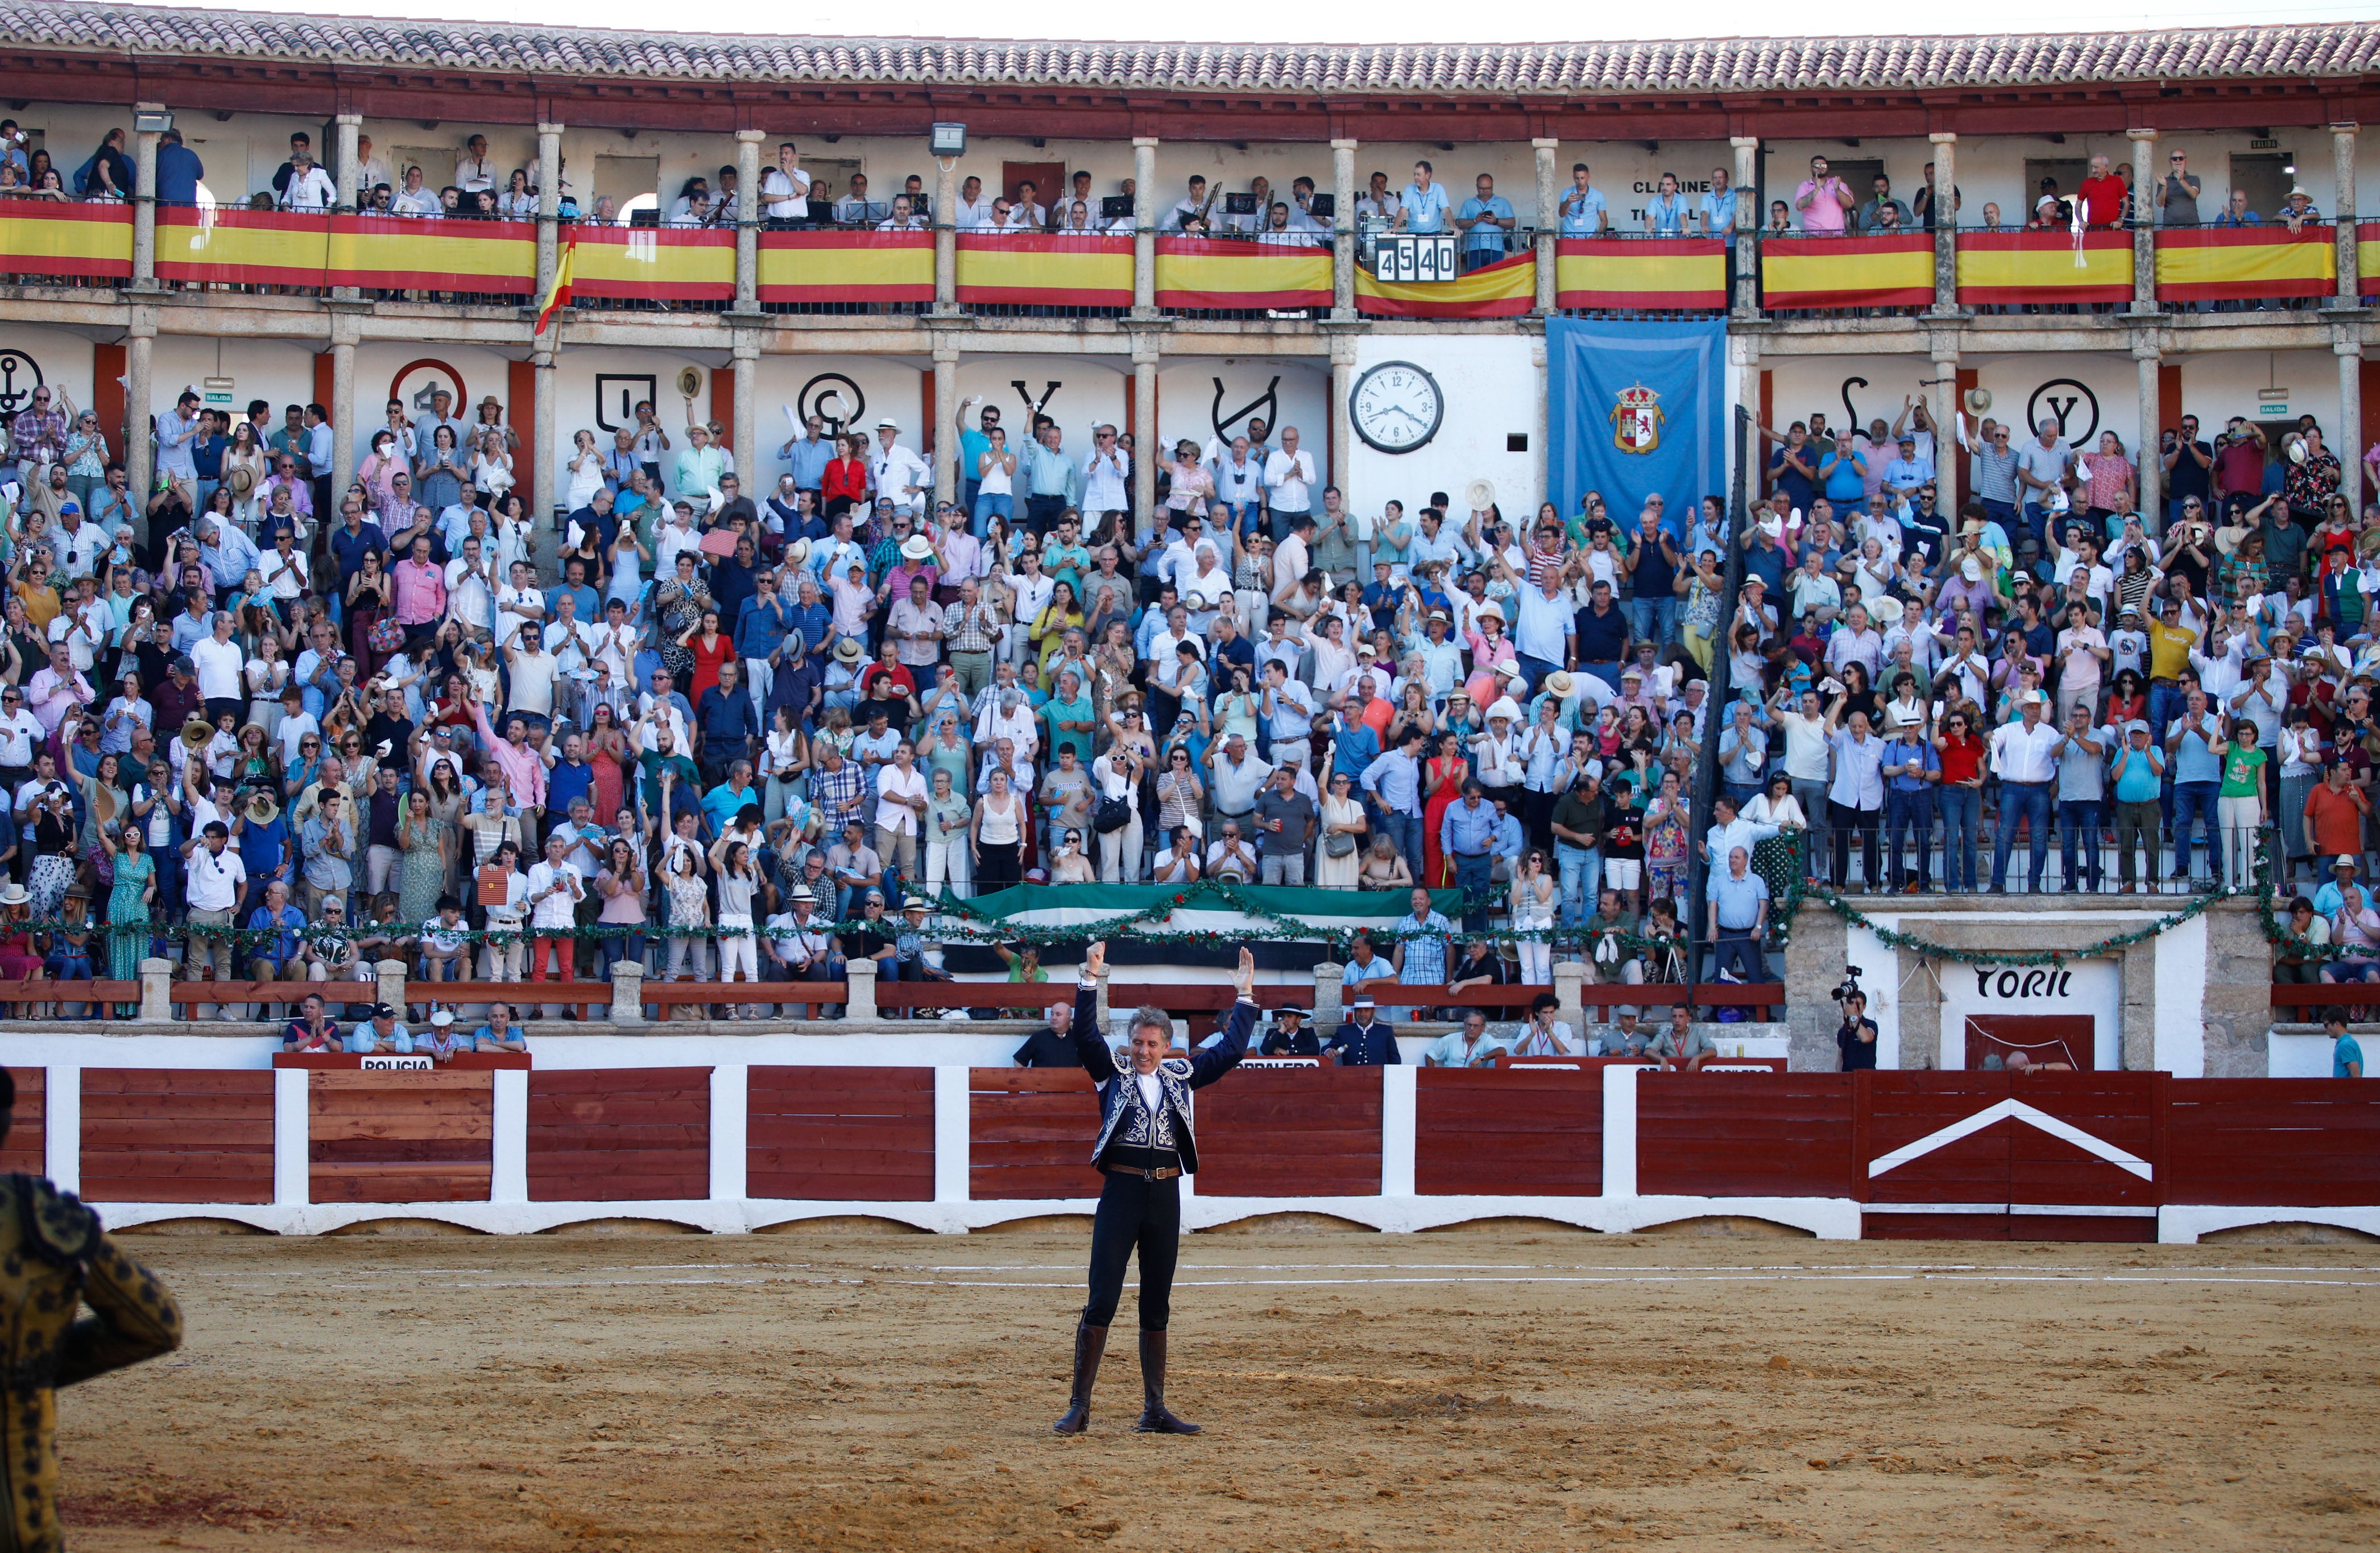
392, 534, 446, 628
1795, 155, 1854, 235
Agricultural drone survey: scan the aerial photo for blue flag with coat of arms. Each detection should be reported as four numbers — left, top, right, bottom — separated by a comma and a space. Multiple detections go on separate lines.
1545, 317, 1728, 544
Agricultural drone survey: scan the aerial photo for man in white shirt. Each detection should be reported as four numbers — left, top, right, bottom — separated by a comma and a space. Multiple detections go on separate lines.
1989, 690, 2063, 893
1262, 427, 1316, 540
454, 134, 496, 195
0, 686, 40, 789
390, 165, 440, 217
523, 830, 585, 985
1005, 180, 1049, 231
181, 818, 249, 993
49, 507, 105, 581
1080, 426, 1129, 522
868, 419, 930, 519
353, 134, 391, 204
873, 742, 929, 881
951, 174, 993, 232
445, 535, 496, 633
760, 142, 812, 222
188, 613, 245, 724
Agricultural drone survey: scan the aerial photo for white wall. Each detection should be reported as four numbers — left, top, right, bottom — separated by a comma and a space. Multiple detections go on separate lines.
1937, 957, 2123, 1072
1154, 359, 1328, 462
0, 325, 96, 422
2170, 349, 2345, 439
1350, 334, 1541, 521
149, 337, 313, 426
953, 353, 1127, 455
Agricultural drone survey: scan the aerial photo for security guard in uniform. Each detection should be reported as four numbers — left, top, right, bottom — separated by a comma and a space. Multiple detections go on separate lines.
1323, 990, 1401, 1064
0, 1068, 184, 1551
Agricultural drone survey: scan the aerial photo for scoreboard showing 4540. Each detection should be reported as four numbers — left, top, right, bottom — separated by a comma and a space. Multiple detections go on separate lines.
1374, 234, 1459, 283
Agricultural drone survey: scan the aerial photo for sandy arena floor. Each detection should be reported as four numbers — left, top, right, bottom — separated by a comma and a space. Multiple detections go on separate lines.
53, 1224, 2380, 1551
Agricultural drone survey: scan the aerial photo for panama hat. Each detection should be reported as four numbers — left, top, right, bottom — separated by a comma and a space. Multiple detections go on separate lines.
179, 717, 214, 750
245, 791, 280, 824
833, 638, 864, 664
899, 534, 935, 562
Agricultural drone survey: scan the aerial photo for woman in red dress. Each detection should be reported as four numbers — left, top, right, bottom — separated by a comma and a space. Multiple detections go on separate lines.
1419, 733, 1471, 890
681, 608, 734, 707
822, 432, 870, 520
585, 701, 630, 830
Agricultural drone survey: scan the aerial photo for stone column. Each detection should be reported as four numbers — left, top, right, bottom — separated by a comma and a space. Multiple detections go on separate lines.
2333, 122, 2361, 307
1532, 137, 1559, 315
1931, 344, 1961, 514
1331, 138, 1357, 319
374, 957, 409, 1018
2128, 127, 2158, 314
1132, 136, 1158, 316
2135, 336, 2163, 521
1329, 331, 1356, 499
329, 332, 357, 521
1928, 131, 1958, 315
1731, 136, 1760, 318
333, 111, 361, 212
1131, 341, 1158, 522
1553, 959, 1587, 1034
932, 338, 959, 509
1311, 963, 1342, 1027
535, 122, 564, 307
2338, 329, 2363, 487
125, 311, 153, 505
931, 152, 961, 318
331, 113, 362, 304
732, 332, 759, 493
844, 957, 878, 1021
531, 338, 556, 520
734, 129, 764, 312
131, 105, 161, 291
610, 960, 645, 1023
139, 956, 172, 1021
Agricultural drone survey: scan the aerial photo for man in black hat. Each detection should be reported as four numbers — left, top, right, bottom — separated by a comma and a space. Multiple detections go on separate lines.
1259, 1003, 1321, 1056
1323, 989, 1400, 1065
0, 1067, 184, 1549
1053, 941, 1256, 1438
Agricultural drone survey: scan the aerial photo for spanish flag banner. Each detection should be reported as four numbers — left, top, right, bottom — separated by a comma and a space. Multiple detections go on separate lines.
1554, 237, 1725, 311
155, 208, 328, 287
1957, 230, 2133, 305
566, 226, 734, 301
756, 230, 933, 304
330, 214, 534, 295
1153, 237, 1331, 311
1357, 251, 1535, 318
954, 233, 1132, 307
2362, 223, 2380, 300
2155, 226, 2336, 303
533, 232, 576, 334
0, 204, 131, 280
1760, 233, 1932, 309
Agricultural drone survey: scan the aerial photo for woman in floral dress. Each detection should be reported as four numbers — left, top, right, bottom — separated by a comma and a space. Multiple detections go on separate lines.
1643, 767, 1691, 912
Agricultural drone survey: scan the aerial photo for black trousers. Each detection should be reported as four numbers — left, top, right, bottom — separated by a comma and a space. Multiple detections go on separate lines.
1082, 1168, 1182, 1330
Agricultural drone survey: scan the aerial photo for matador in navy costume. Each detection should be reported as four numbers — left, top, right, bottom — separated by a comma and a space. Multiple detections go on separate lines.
1053, 941, 1255, 1435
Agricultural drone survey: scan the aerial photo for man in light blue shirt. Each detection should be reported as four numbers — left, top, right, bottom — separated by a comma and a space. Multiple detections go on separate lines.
1397, 161, 1451, 234
1456, 174, 1514, 269
1021, 423, 1077, 532
1558, 163, 1607, 235
1438, 779, 1501, 931
953, 397, 999, 514
1360, 725, 1427, 874
346, 1002, 413, 1055
1642, 172, 1689, 236
1698, 166, 1742, 236
782, 413, 834, 497
1882, 435, 1934, 505
1706, 846, 1770, 982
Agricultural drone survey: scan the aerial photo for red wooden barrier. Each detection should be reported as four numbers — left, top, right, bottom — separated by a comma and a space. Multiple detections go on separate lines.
747, 1066, 933, 1201
1415, 1066, 1600, 1196
308, 1069, 491, 1204
0, 1067, 40, 1175
81, 1068, 274, 1204
2166, 1079, 2380, 1207
1636, 1074, 1855, 1198
968, 1067, 1104, 1201
2268, 984, 2379, 1012
528, 1067, 711, 1203
1196, 1066, 1383, 1198
1860, 1072, 2160, 1242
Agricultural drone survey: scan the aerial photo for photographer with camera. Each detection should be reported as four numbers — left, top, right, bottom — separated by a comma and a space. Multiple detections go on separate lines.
1834, 969, 1879, 1071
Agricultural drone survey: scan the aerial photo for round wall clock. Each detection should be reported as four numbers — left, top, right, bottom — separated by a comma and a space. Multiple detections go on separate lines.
1349, 360, 1444, 455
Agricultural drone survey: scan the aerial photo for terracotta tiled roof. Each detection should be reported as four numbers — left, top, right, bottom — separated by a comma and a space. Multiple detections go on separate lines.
1, 3, 2375, 93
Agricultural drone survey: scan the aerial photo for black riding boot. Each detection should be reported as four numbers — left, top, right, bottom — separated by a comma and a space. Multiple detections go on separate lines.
1052, 1320, 1107, 1435
1134, 1328, 1199, 1434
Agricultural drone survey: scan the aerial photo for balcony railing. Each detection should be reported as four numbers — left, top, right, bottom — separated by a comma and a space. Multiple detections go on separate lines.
0, 203, 2374, 320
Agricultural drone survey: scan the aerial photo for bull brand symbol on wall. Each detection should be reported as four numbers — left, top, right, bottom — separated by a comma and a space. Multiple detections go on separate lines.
595, 374, 660, 434
2026, 378, 2101, 446
0, 350, 43, 416
1611, 383, 1663, 454
1211, 375, 1281, 440
797, 372, 866, 439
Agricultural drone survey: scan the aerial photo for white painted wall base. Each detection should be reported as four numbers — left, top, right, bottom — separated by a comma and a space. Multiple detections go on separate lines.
2158, 1205, 2380, 1245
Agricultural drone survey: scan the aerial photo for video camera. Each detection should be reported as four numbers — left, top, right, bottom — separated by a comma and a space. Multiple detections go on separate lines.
1831, 964, 1866, 1003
